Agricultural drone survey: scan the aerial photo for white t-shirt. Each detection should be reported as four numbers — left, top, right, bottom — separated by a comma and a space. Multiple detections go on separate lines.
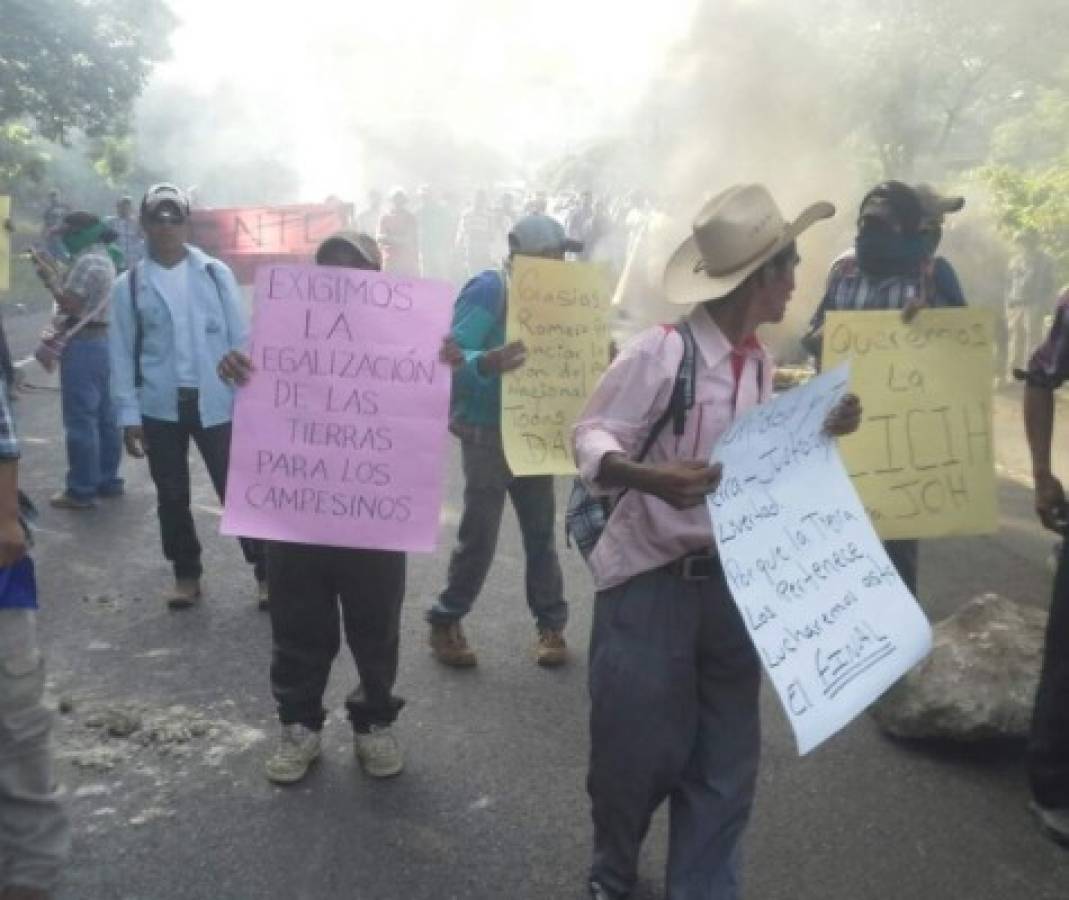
148, 258, 198, 388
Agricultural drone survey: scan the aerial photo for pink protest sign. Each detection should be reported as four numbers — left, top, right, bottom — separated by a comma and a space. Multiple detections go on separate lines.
220, 264, 454, 552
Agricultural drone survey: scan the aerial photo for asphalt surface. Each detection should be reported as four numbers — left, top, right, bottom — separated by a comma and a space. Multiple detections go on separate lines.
2, 305, 1068, 900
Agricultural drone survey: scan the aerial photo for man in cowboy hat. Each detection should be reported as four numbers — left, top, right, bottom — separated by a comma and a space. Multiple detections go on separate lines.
573, 184, 861, 900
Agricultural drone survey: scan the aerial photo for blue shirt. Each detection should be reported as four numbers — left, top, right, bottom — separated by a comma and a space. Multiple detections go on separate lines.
450, 268, 507, 428
109, 245, 248, 428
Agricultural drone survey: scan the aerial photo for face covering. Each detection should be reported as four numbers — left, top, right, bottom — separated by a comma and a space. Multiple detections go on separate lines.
61, 222, 125, 270
921, 225, 942, 257
855, 225, 929, 277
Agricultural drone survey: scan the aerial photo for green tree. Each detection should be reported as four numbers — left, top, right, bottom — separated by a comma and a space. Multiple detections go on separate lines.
0, 0, 175, 143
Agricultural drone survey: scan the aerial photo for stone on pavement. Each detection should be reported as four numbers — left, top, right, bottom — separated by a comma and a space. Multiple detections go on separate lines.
871, 593, 1047, 741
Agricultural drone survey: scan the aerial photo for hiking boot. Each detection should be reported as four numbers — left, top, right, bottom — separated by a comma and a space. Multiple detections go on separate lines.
429, 621, 478, 667
49, 490, 95, 510
535, 628, 568, 668
1031, 801, 1069, 848
354, 724, 404, 778
264, 723, 321, 784
256, 579, 269, 611
167, 577, 202, 610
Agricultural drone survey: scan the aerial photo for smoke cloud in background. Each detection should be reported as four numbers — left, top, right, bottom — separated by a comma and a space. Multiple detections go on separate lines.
132, 0, 1023, 353
138, 0, 700, 204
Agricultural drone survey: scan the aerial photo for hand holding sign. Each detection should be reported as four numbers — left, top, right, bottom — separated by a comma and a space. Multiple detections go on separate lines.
221, 264, 453, 552
710, 365, 931, 754
822, 308, 997, 540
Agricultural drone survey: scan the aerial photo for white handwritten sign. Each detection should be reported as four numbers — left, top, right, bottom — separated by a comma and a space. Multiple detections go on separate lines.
709, 365, 932, 754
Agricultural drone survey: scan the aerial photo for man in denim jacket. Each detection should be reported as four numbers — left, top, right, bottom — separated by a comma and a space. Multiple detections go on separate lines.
109, 184, 264, 609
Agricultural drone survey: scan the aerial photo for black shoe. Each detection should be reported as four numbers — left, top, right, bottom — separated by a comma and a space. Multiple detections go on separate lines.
589, 881, 622, 900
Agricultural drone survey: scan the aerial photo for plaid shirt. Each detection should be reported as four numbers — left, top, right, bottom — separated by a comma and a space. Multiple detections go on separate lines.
1021, 289, 1069, 389
809, 250, 966, 330
0, 380, 19, 460
63, 245, 116, 323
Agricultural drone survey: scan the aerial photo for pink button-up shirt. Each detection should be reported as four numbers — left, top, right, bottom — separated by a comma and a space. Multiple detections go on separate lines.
573, 304, 774, 591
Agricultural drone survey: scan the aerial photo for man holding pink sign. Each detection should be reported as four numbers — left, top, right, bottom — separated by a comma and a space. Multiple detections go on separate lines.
219, 231, 453, 785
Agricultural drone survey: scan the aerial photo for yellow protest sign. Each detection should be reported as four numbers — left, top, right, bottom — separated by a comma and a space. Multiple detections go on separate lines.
0, 197, 9, 292
822, 308, 997, 540
501, 257, 611, 476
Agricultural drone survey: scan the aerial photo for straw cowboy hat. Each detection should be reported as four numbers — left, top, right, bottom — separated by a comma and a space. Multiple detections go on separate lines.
663, 184, 835, 305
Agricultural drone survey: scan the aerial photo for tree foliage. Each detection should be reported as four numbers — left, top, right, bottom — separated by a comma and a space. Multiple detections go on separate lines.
0, 0, 175, 142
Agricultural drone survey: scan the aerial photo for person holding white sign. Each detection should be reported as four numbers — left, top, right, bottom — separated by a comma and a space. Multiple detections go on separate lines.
573, 184, 860, 900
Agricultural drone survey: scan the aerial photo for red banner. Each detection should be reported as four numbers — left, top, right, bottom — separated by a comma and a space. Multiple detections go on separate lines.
188, 202, 353, 284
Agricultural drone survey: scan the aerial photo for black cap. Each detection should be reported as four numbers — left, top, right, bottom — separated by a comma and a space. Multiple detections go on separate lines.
141, 183, 191, 222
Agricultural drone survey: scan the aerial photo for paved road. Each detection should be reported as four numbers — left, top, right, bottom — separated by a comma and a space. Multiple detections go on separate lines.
3, 307, 1068, 899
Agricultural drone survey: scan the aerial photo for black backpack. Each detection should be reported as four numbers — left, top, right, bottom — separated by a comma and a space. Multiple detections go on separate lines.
564, 320, 697, 560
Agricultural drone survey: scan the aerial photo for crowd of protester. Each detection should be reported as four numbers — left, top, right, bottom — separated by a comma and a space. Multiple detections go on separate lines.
0, 176, 1064, 900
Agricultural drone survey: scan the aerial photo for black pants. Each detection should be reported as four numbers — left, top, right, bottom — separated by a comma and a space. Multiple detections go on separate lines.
142, 415, 265, 581
268, 541, 406, 732
884, 539, 919, 596
1029, 537, 1069, 809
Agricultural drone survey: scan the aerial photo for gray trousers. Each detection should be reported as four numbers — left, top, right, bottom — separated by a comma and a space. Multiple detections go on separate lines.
428, 428, 568, 631
588, 564, 761, 899
884, 539, 919, 597
0, 610, 69, 891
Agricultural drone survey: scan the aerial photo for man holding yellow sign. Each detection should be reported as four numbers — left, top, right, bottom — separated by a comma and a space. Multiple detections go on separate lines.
429, 214, 583, 669
803, 181, 984, 596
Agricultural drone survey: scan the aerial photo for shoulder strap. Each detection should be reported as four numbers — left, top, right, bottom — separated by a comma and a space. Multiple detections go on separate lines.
634, 319, 698, 462
205, 261, 226, 306
130, 264, 144, 388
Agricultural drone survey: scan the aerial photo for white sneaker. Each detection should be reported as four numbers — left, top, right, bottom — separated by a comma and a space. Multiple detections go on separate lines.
264, 723, 321, 784
354, 724, 404, 778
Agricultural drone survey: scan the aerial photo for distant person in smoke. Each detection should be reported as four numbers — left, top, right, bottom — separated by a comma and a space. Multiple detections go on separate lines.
455, 190, 495, 277
416, 185, 453, 280
377, 187, 420, 276
33, 212, 124, 511
218, 231, 407, 786
802, 180, 967, 597
355, 189, 383, 236
40, 190, 70, 262
108, 184, 265, 610
524, 190, 548, 216
428, 214, 582, 668
1018, 287, 1069, 848
492, 192, 517, 261
105, 195, 144, 272
566, 189, 596, 252
1007, 229, 1058, 382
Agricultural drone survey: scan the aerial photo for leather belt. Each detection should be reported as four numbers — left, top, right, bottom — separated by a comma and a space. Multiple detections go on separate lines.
663, 551, 719, 581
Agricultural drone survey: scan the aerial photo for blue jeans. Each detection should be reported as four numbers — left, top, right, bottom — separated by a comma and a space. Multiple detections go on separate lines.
59, 333, 123, 500
428, 426, 568, 631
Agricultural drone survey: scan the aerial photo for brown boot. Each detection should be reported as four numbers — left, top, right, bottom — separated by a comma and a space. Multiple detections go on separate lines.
535, 629, 568, 668
167, 577, 202, 610
429, 621, 478, 667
